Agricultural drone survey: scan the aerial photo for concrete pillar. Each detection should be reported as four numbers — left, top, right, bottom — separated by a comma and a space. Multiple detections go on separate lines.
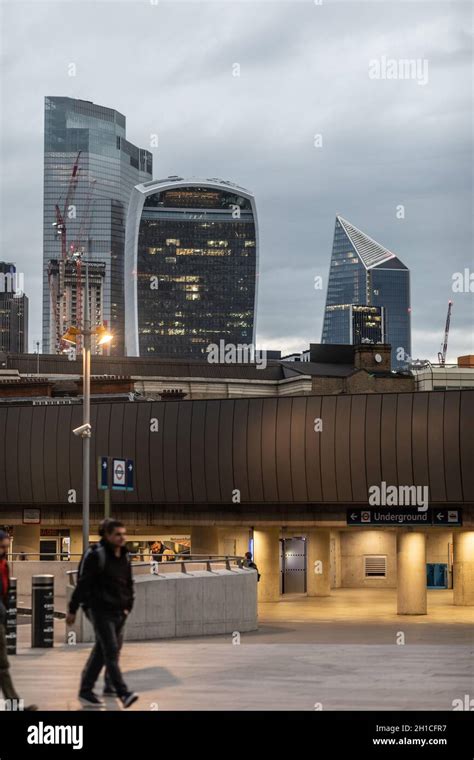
397, 530, 427, 615
306, 528, 331, 596
70, 527, 83, 558
190, 526, 219, 557
453, 530, 474, 606
254, 527, 280, 602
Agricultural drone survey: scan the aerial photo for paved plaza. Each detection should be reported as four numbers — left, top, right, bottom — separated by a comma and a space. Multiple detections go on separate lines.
9, 589, 474, 711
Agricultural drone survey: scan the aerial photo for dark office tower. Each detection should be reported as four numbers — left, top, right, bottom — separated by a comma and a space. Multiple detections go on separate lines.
124, 178, 258, 358
321, 216, 411, 368
42, 97, 153, 355
0, 263, 29, 353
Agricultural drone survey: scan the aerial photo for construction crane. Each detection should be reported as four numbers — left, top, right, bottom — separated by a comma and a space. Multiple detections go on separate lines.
437, 300, 453, 366
49, 151, 82, 352
69, 179, 97, 352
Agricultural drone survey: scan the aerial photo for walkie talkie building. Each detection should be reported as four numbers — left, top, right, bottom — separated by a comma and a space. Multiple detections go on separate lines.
124, 178, 258, 358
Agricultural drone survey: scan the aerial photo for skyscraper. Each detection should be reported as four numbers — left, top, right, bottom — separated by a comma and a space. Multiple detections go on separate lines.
0, 263, 28, 353
324, 304, 386, 345
322, 216, 411, 368
124, 178, 258, 358
42, 97, 153, 355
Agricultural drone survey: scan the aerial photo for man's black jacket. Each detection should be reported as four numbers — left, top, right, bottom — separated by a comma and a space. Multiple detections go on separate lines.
69, 540, 134, 615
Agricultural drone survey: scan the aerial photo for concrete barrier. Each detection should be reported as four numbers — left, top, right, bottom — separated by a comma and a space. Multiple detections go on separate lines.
66, 566, 258, 642
9, 561, 79, 600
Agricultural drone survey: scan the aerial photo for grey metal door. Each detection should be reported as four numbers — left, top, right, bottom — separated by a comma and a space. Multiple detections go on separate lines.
281, 538, 306, 594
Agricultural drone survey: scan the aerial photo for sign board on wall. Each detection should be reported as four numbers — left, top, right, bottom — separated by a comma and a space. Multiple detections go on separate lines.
23, 508, 41, 525
112, 458, 134, 491
98, 456, 109, 490
346, 508, 462, 527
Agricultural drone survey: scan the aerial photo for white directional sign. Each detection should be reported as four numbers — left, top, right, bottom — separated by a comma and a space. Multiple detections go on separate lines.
112, 458, 126, 490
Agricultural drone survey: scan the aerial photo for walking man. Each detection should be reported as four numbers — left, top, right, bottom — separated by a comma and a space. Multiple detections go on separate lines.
0, 530, 37, 710
66, 518, 138, 708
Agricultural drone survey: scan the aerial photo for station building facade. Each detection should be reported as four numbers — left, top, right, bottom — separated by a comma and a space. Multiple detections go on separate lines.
0, 387, 473, 614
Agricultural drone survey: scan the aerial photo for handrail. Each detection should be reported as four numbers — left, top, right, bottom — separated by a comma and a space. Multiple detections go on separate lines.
10, 552, 241, 562
9, 552, 178, 562
66, 555, 248, 586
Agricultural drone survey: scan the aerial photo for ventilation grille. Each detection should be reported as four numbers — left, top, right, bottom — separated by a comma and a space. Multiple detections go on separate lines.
364, 555, 387, 578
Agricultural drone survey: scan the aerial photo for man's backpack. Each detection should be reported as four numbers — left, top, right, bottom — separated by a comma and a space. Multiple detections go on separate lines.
76, 544, 107, 610
77, 543, 106, 578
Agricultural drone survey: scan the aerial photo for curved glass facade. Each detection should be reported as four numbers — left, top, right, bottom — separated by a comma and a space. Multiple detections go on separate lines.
131, 182, 257, 358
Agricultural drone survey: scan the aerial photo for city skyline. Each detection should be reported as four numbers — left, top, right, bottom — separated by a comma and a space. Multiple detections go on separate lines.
0, 0, 472, 362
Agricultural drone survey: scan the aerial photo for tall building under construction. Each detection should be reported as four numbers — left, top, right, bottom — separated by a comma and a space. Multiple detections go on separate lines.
42, 97, 152, 354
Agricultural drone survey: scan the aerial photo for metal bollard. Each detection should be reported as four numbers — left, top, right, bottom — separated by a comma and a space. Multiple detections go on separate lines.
31, 575, 54, 648
6, 577, 17, 655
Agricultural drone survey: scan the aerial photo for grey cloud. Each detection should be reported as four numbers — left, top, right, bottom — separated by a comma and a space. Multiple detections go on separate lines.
0, 0, 472, 360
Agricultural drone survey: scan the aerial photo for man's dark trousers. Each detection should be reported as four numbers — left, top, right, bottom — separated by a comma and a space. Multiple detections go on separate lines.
80, 610, 128, 696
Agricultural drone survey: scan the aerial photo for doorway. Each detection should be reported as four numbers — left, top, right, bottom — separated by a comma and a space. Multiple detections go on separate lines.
280, 537, 306, 594
39, 539, 58, 561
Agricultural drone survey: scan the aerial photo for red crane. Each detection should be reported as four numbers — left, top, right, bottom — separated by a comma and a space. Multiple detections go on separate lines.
69, 178, 97, 352
438, 300, 453, 366
49, 151, 82, 352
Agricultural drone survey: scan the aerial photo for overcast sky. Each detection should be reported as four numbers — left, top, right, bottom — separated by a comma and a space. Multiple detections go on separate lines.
0, 0, 472, 360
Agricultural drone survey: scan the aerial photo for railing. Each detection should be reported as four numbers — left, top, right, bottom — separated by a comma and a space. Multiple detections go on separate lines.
67, 555, 248, 586
9, 551, 189, 562
10, 553, 83, 561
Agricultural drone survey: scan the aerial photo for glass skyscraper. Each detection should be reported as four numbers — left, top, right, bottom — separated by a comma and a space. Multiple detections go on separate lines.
0, 262, 28, 353
321, 216, 411, 368
42, 97, 152, 354
124, 178, 258, 358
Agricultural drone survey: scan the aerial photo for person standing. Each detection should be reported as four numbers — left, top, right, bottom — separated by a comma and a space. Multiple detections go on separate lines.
0, 530, 37, 710
66, 519, 138, 708
242, 551, 261, 581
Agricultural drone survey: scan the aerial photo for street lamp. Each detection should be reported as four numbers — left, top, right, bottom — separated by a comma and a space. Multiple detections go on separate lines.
62, 263, 113, 553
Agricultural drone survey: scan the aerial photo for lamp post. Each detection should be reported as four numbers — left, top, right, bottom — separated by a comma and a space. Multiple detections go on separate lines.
82, 263, 91, 553
62, 261, 112, 553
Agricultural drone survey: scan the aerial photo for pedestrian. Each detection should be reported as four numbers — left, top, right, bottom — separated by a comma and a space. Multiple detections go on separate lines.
66, 518, 138, 708
242, 551, 261, 581
0, 530, 37, 710
151, 540, 165, 562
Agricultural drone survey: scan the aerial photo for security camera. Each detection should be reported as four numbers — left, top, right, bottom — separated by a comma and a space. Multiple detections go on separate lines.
72, 423, 92, 438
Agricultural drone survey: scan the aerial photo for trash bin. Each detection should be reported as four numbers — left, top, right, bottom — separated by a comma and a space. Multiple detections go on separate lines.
6, 577, 17, 655
31, 575, 54, 648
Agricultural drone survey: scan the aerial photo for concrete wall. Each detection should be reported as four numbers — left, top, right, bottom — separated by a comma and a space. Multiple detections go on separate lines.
340, 530, 397, 588
70, 528, 83, 557
330, 530, 342, 588
11, 525, 41, 554
217, 527, 249, 557
67, 565, 258, 642
9, 561, 79, 600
